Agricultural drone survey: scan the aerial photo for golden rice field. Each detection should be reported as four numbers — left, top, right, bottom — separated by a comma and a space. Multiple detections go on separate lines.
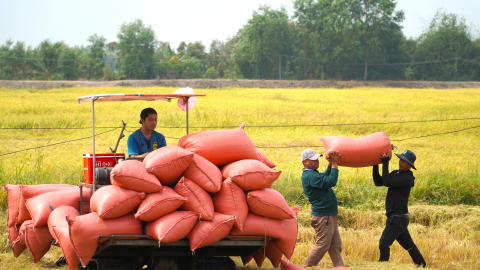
0, 86, 479, 270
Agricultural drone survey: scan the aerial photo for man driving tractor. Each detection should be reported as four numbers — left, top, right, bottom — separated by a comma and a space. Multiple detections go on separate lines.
127, 107, 166, 158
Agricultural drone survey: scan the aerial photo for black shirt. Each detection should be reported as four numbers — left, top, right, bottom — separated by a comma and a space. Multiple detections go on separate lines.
372, 158, 415, 217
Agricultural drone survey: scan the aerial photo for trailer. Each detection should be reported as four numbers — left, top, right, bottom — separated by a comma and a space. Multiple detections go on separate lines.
75, 92, 271, 270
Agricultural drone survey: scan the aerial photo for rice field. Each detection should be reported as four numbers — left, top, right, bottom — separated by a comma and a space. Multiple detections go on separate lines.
0, 86, 479, 269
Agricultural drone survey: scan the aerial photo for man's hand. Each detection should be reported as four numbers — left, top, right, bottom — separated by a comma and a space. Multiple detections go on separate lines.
131, 152, 151, 158
379, 150, 391, 160
326, 150, 340, 169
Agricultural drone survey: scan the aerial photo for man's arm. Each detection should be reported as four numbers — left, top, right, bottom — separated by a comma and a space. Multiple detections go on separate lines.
127, 134, 140, 157
310, 151, 340, 189
372, 164, 384, 186
308, 169, 339, 189
324, 165, 332, 175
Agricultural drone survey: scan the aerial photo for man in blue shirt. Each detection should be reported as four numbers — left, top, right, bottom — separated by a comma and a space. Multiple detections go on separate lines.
127, 108, 166, 158
301, 149, 345, 268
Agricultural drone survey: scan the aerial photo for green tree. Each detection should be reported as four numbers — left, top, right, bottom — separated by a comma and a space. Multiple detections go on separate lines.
117, 19, 157, 79
413, 10, 480, 80
294, 0, 361, 79
0, 40, 29, 80
187, 41, 206, 59
60, 46, 79, 80
356, 0, 405, 80
32, 40, 65, 80
294, 0, 404, 80
154, 43, 202, 79
177, 41, 187, 54
87, 34, 106, 79
233, 5, 294, 79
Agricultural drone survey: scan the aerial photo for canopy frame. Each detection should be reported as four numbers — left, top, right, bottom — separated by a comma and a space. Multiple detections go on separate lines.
78, 93, 205, 194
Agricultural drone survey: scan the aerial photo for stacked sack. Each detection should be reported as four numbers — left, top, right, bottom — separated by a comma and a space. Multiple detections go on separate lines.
3, 184, 90, 266
4, 124, 299, 269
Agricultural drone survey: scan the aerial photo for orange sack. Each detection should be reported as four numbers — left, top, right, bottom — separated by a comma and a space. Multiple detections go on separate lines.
48, 206, 81, 270
247, 188, 294, 220
145, 211, 199, 243
256, 149, 277, 168
272, 207, 299, 260
251, 248, 266, 267
178, 125, 262, 166
27, 188, 90, 228
144, 146, 194, 186
279, 259, 306, 270
17, 184, 77, 226
319, 132, 394, 168
111, 160, 163, 193
175, 177, 214, 221
8, 226, 26, 258
90, 185, 145, 219
241, 255, 253, 266
265, 241, 284, 268
187, 212, 235, 252
181, 153, 223, 193
229, 207, 299, 260
24, 223, 54, 263
48, 206, 81, 244
67, 212, 142, 267
135, 187, 188, 221
15, 219, 33, 247
211, 179, 248, 230
251, 241, 284, 268
222, 159, 281, 191
4, 184, 21, 228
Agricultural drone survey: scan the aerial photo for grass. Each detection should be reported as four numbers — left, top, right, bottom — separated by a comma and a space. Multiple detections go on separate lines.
0, 86, 479, 269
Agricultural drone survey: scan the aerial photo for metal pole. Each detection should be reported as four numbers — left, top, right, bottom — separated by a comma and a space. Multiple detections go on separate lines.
185, 97, 189, 135
279, 54, 281, 80
110, 121, 126, 153
91, 100, 96, 194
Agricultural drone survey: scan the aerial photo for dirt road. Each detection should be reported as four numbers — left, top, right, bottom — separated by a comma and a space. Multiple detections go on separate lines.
1, 79, 480, 89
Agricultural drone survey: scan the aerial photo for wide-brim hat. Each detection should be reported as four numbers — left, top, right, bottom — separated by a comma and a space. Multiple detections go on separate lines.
395, 150, 417, 170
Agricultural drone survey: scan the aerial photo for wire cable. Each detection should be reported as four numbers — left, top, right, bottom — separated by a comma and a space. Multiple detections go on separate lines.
1, 123, 478, 155
156, 117, 480, 129
0, 126, 122, 130
256, 124, 480, 149
0, 128, 119, 157
1, 117, 478, 130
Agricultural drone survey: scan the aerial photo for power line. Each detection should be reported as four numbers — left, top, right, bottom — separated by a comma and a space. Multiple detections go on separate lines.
1, 122, 478, 156
257, 124, 480, 148
0, 128, 118, 157
2, 117, 478, 131
157, 118, 480, 129
391, 124, 480, 142
0, 126, 122, 130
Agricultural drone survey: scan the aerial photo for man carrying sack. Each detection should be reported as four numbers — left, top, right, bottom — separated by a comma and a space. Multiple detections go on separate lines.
372, 149, 426, 268
301, 149, 345, 268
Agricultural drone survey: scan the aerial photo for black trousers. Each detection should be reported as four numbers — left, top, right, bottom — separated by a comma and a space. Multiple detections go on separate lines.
379, 216, 426, 267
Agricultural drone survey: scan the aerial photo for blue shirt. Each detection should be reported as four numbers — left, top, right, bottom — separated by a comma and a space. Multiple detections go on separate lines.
127, 129, 166, 157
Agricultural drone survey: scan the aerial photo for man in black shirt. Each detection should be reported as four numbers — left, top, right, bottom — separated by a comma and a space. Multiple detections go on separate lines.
372, 150, 426, 268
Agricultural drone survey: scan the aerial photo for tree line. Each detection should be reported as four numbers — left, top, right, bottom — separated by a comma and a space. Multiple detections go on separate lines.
1, 0, 480, 81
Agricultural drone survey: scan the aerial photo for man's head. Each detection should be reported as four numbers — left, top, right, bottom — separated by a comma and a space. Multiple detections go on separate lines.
139, 108, 157, 131
395, 150, 416, 170
301, 149, 323, 170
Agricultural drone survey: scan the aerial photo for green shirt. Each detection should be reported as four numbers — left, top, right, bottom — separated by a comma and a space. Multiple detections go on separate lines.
301, 167, 339, 216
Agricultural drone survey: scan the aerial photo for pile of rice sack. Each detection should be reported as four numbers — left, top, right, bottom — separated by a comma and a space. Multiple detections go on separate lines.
4, 124, 298, 269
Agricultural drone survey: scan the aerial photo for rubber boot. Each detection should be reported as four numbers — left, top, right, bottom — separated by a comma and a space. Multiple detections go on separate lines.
408, 246, 426, 268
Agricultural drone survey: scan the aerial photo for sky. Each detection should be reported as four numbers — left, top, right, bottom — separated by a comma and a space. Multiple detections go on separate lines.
1, 0, 479, 51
